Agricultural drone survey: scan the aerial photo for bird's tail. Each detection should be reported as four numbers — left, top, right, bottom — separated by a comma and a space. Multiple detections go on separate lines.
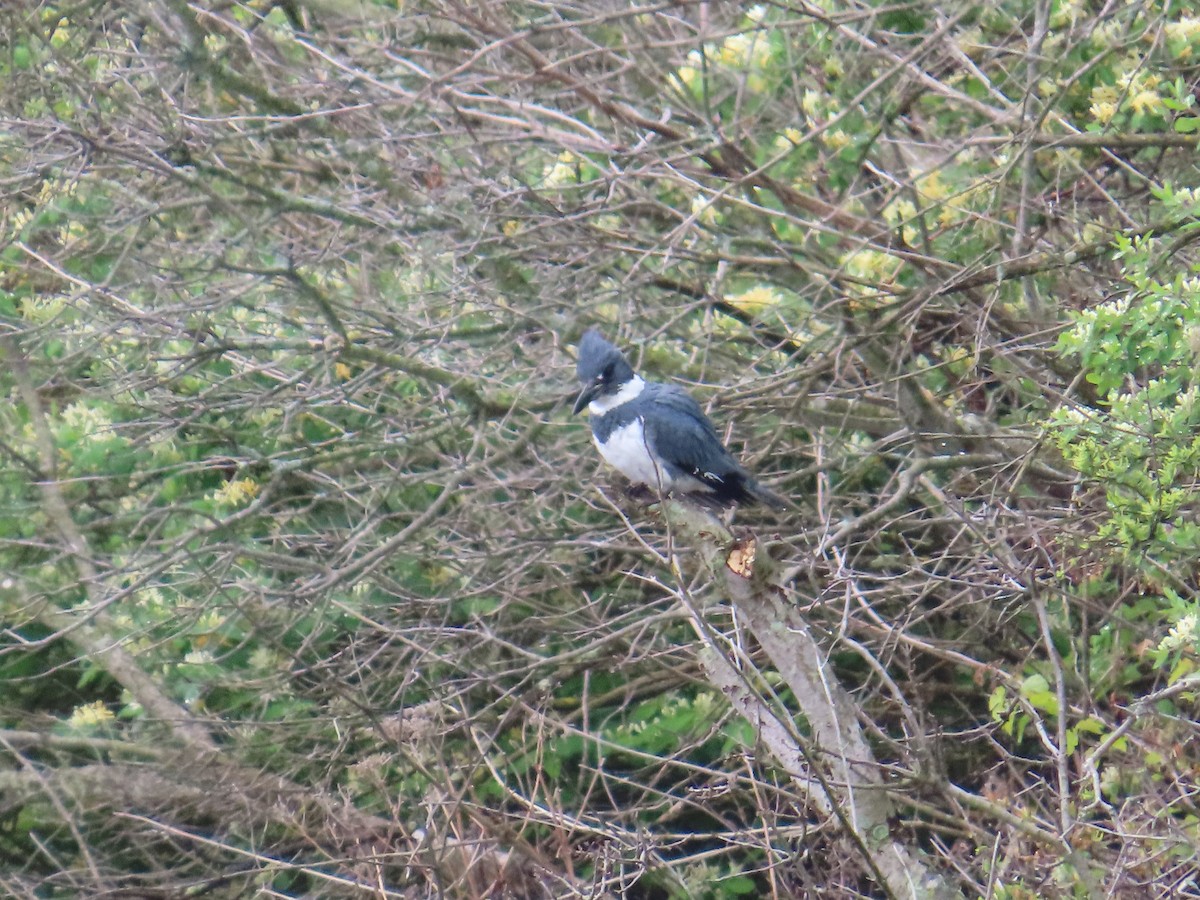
747, 479, 791, 510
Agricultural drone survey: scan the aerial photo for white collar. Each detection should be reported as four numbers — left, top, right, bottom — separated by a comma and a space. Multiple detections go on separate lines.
589, 375, 645, 414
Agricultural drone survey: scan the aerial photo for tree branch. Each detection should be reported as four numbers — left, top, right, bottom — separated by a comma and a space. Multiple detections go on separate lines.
661, 500, 961, 899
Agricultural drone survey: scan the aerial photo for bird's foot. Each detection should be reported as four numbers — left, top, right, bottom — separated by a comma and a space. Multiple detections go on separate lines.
621, 482, 658, 504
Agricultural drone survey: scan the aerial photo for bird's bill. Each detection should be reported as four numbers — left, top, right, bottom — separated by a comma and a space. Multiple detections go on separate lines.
572, 383, 600, 415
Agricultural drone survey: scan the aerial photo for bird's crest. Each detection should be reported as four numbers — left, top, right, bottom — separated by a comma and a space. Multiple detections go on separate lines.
576, 329, 632, 385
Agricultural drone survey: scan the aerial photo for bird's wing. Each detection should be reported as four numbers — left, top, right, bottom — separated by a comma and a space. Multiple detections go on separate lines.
641, 384, 745, 485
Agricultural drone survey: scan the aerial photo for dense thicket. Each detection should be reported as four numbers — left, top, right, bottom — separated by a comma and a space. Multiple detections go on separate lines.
4, 2, 1200, 897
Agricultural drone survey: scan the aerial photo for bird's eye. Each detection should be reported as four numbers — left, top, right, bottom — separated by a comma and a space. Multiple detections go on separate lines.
600, 363, 614, 382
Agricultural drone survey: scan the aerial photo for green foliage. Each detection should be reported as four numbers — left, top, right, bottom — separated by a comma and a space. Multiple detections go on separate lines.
1149, 588, 1200, 682
1051, 187, 1200, 571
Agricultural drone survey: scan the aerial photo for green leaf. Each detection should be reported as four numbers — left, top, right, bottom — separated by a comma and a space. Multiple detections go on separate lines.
720, 876, 759, 895
988, 685, 1009, 723
1021, 673, 1059, 715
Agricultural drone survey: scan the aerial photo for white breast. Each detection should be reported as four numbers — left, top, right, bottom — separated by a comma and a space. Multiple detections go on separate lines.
595, 418, 676, 490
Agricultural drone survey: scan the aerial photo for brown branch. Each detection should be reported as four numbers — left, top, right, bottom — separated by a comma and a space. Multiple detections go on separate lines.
661, 500, 962, 900
972, 131, 1200, 150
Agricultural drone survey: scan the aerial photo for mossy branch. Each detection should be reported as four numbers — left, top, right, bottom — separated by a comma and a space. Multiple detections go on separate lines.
660, 500, 961, 900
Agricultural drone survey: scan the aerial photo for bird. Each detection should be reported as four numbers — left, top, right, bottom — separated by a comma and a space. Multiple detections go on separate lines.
572, 329, 786, 508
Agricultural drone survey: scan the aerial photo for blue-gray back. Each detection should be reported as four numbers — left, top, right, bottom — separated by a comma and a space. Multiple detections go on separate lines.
591, 382, 744, 481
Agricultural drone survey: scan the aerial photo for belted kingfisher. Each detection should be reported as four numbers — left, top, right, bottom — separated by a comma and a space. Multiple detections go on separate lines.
572, 329, 786, 507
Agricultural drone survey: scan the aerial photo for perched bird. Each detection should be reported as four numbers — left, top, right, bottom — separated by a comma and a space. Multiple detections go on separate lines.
572, 329, 786, 508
